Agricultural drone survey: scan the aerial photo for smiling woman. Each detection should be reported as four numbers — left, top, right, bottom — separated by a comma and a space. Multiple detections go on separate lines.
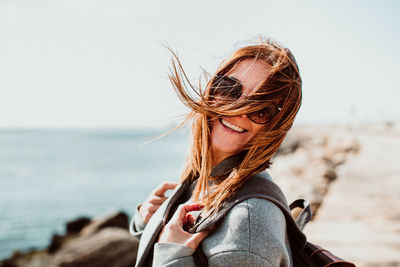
210, 59, 276, 166
129, 38, 303, 267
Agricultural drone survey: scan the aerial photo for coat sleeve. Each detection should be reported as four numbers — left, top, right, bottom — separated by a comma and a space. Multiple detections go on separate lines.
152, 198, 292, 267
129, 204, 147, 240
153, 243, 196, 267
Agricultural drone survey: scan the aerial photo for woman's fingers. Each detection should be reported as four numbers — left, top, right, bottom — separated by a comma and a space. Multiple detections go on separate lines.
186, 231, 209, 250
178, 204, 204, 220
186, 213, 196, 226
139, 181, 178, 223
147, 203, 161, 213
149, 195, 168, 205
158, 204, 208, 250
182, 213, 196, 232
174, 203, 204, 225
153, 182, 178, 197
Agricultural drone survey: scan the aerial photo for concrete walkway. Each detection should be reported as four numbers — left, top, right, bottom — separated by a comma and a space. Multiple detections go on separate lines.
304, 127, 400, 266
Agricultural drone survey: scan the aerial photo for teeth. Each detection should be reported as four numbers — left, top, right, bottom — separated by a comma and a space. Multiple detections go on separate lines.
221, 119, 246, 133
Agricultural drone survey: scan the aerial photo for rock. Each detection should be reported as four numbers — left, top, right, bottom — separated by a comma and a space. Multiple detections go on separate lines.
323, 165, 337, 181
48, 233, 83, 254
48, 228, 138, 267
49, 217, 92, 253
80, 211, 129, 237
0, 250, 49, 267
49, 211, 130, 254
66, 217, 91, 235
277, 134, 301, 155
0, 260, 18, 267
49, 234, 66, 253
1, 211, 136, 267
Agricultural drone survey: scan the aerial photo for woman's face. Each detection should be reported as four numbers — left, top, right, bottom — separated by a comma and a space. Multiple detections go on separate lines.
210, 59, 271, 163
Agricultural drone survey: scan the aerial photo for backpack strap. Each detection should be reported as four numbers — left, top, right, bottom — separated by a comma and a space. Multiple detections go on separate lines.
192, 171, 356, 267
190, 171, 308, 251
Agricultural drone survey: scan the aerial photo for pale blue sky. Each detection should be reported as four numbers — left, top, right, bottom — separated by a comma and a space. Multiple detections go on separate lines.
0, 0, 399, 127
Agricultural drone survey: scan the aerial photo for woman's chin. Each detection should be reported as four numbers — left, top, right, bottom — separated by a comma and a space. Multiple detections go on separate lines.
210, 117, 251, 161
211, 132, 244, 157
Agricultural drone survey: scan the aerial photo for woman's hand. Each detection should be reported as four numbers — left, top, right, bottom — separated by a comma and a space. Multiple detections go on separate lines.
158, 204, 209, 250
139, 181, 178, 224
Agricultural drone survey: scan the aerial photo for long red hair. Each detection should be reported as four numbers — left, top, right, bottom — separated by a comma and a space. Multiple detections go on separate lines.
168, 38, 302, 212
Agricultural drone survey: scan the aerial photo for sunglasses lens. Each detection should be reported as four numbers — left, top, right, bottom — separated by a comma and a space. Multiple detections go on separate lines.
248, 105, 281, 124
210, 76, 242, 100
210, 75, 281, 124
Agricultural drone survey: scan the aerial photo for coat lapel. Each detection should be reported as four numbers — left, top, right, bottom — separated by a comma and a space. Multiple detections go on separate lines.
135, 182, 189, 267
135, 152, 247, 266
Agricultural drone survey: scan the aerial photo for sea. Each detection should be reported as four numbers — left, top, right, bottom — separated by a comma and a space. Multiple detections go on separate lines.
0, 128, 190, 259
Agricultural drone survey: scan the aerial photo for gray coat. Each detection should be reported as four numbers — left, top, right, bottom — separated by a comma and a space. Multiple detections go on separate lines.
130, 155, 292, 267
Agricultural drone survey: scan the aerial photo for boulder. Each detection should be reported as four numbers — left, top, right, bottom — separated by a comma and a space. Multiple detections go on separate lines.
66, 217, 91, 235
48, 228, 138, 267
80, 211, 129, 237
0, 250, 49, 267
49, 234, 67, 253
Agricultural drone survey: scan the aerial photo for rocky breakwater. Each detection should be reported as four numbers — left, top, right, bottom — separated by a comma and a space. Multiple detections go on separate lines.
0, 211, 138, 267
271, 125, 360, 217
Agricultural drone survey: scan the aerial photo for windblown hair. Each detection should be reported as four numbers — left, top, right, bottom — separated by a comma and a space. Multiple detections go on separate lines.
168, 38, 302, 213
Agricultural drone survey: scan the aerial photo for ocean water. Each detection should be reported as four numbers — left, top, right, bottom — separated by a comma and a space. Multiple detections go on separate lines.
0, 128, 190, 259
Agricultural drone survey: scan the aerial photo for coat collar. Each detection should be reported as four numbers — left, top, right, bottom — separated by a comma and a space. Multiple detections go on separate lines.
210, 151, 246, 177
135, 182, 190, 267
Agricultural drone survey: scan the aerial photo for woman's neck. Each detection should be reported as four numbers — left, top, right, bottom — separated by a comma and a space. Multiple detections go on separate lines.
211, 150, 236, 168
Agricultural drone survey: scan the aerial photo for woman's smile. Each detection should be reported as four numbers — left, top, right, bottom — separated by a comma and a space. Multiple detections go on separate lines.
219, 118, 248, 133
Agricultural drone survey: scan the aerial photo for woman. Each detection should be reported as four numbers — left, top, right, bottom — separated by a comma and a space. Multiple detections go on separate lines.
130, 38, 302, 267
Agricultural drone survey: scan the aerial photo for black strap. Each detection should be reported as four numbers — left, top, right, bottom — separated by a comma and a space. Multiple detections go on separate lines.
192, 172, 356, 267
192, 171, 308, 266
193, 172, 307, 249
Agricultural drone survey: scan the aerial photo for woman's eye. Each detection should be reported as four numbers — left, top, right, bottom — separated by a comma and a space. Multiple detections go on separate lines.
258, 107, 276, 118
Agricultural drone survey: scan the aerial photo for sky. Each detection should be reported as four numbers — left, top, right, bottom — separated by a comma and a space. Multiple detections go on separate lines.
0, 0, 399, 128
